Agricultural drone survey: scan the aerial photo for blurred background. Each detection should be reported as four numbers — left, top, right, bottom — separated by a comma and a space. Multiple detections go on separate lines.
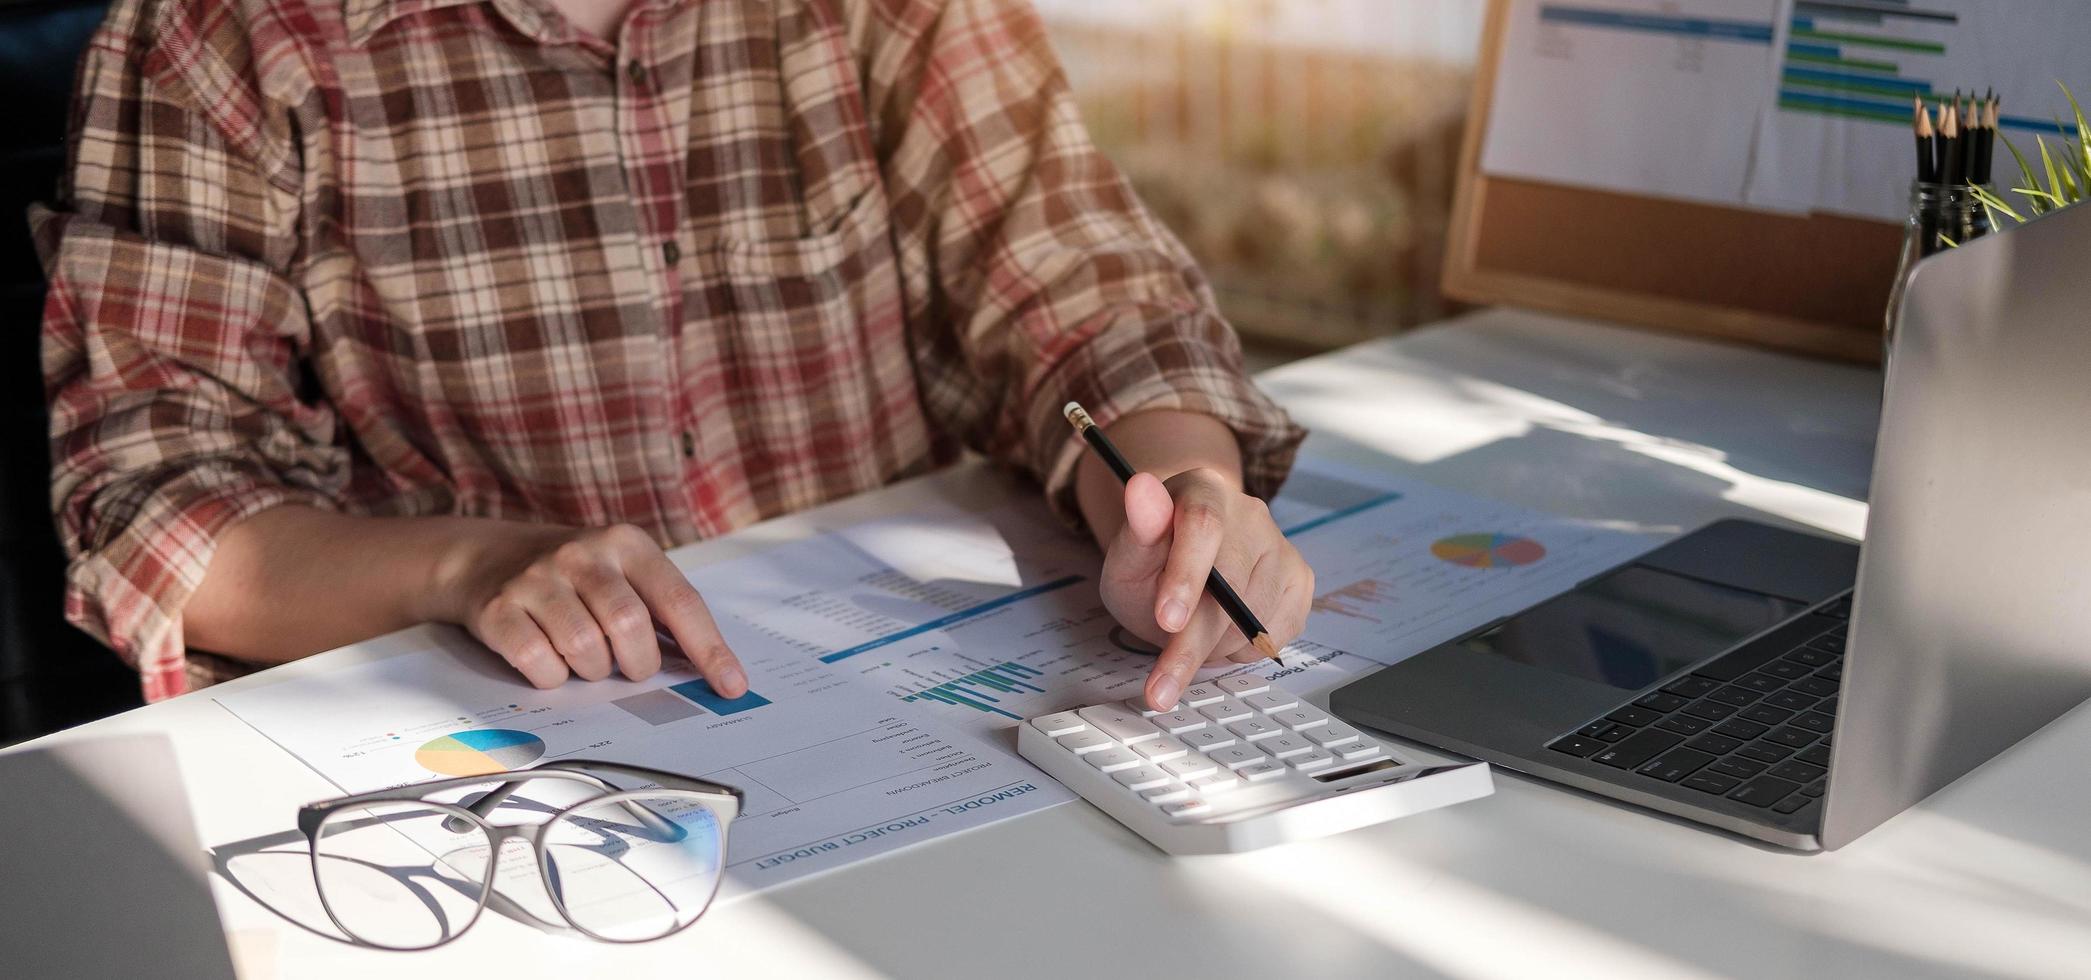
1038, 0, 1486, 364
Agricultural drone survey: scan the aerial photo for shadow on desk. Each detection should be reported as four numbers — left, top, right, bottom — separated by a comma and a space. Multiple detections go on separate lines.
745, 756, 2090, 980
207, 828, 581, 949
1261, 315, 1882, 539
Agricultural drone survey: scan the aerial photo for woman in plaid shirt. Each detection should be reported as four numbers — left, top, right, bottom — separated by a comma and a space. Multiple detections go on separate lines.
36, 0, 1312, 711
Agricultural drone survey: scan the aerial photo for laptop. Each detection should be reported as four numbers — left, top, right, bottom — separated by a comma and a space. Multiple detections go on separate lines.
1331, 201, 2091, 851
0, 734, 241, 977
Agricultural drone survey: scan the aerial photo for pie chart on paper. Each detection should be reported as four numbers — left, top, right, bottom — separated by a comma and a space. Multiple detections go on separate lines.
415, 729, 546, 777
1430, 533, 1547, 569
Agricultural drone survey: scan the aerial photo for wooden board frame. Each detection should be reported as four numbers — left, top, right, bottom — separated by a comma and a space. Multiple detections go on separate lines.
1445, 0, 1901, 363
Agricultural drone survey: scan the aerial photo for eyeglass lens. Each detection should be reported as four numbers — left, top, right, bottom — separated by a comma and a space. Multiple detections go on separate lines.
311, 780, 726, 947
542, 791, 726, 942
312, 800, 496, 950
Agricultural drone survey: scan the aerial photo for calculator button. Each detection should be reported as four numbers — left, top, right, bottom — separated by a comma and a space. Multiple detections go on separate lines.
1261, 734, 1313, 759
1162, 800, 1211, 818
1269, 708, 1328, 731
1183, 729, 1237, 752
1217, 675, 1270, 696
1334, 742, 1383, 761
1123, 698, 1167, 718
1112, 766, 1173, 791
1031, 712, 1085, 737
1032, 710, 1087, 735
1237, 762, 1286, 782
1162, 755, 1218, 779
1141, 785, 1193, 804
1288, 748, 1336, 771
1180, 684, 1228, 706
1085, 748, 1143, 773
1079, 704, 1161, 744
1190, 773, 1241, 795
1132, 738, 1190, 763
1210, 745, 1268, 769
1152, 710, 1207, 734
1199, 700, 1253, 725
1305, 724, 1360, 748
1227, 718, 1282, 741
1057, 731, 1113, 755
1243, 691, 1299, 713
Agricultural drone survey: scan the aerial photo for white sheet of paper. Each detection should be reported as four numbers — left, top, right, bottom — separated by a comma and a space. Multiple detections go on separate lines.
1280, 461, 1655, 665
1745, 0, 2091, 221
1480, 0, 1790, 208
214, 460, 1655, 912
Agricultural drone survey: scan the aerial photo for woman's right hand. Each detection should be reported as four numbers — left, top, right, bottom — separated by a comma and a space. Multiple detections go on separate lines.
432, 523, 748, 695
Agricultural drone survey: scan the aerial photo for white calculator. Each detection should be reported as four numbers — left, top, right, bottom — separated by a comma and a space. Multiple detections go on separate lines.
1018, 674, 1493, 854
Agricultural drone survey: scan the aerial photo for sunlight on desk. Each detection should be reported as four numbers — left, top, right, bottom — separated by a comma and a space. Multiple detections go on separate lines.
1267, 311, 1873, 539
1213, 839, 1722, 980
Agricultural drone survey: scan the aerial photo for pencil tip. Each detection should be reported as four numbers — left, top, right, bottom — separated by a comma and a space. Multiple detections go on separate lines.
1252, 633, 1282, 663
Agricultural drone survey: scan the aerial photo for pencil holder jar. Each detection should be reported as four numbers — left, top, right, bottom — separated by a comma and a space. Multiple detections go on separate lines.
1885, 180, 1991, 361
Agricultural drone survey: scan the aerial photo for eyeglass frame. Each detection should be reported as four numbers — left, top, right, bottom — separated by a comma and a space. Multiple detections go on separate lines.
297, 759, 745, 949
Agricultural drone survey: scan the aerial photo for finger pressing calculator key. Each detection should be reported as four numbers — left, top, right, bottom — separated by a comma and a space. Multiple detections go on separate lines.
1019, 687, 1495, 854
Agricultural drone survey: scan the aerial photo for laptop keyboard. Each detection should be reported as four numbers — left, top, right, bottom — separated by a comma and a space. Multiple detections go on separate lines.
1545, 593, 1851, 821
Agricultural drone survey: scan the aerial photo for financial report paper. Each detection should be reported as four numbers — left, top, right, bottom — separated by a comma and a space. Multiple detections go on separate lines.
1480, 0, 1790, 209
1479, 0, 2091, 222
216, 460, 1650, 900
1745, 0, 2091, 221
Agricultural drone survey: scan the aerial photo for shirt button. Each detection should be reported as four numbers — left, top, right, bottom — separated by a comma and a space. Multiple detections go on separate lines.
627, 61, 648, 87
680, 430, 696, 458
662, 240, 681, 265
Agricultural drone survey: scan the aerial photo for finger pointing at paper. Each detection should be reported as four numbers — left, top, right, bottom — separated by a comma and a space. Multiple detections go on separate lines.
433, 522, 751, 697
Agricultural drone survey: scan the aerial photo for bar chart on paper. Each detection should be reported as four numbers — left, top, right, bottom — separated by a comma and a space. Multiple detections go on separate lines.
1775, 2, 2071, 133
1748, 0, 2091, 219
897, 662, 1048, 720
1481, 0, 1785, 207
613, 679, 774, 727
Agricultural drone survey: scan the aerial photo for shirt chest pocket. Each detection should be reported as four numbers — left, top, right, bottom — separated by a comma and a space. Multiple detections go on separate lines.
700, 183, 909, 405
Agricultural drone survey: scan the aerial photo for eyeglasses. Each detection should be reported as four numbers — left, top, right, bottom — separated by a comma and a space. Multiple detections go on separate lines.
297, 760, 742, 950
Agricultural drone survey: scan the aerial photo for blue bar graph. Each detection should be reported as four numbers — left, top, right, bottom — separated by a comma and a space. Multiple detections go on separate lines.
1280, 492, 1401, 538
898, 662, 1048, 720
671, 678, 772, 716
1783, 65, 1931, 94
1537, 5, 1775, 44
816, 575, 1085, 664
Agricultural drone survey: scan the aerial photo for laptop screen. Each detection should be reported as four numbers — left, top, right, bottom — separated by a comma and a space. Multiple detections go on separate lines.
1457, 565, 1805, 691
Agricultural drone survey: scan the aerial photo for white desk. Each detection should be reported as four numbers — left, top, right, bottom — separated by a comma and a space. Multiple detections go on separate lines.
25, 309, 2091, 979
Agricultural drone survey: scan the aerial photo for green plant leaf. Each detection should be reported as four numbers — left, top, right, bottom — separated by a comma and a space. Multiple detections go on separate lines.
1971, 184, 2025, 222
2053, 116, 2091, 197
2001, 134, 2049, 214
2063, 81, 2091, 155
2039, 136, 2064, 205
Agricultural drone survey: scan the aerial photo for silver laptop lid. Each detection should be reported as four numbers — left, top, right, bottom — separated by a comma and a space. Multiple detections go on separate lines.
1824, 202, 2091, 849
0, 734, 239, 977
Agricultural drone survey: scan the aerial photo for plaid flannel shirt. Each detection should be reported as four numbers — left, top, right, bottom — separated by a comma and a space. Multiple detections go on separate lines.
33, 0, 1304, 701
